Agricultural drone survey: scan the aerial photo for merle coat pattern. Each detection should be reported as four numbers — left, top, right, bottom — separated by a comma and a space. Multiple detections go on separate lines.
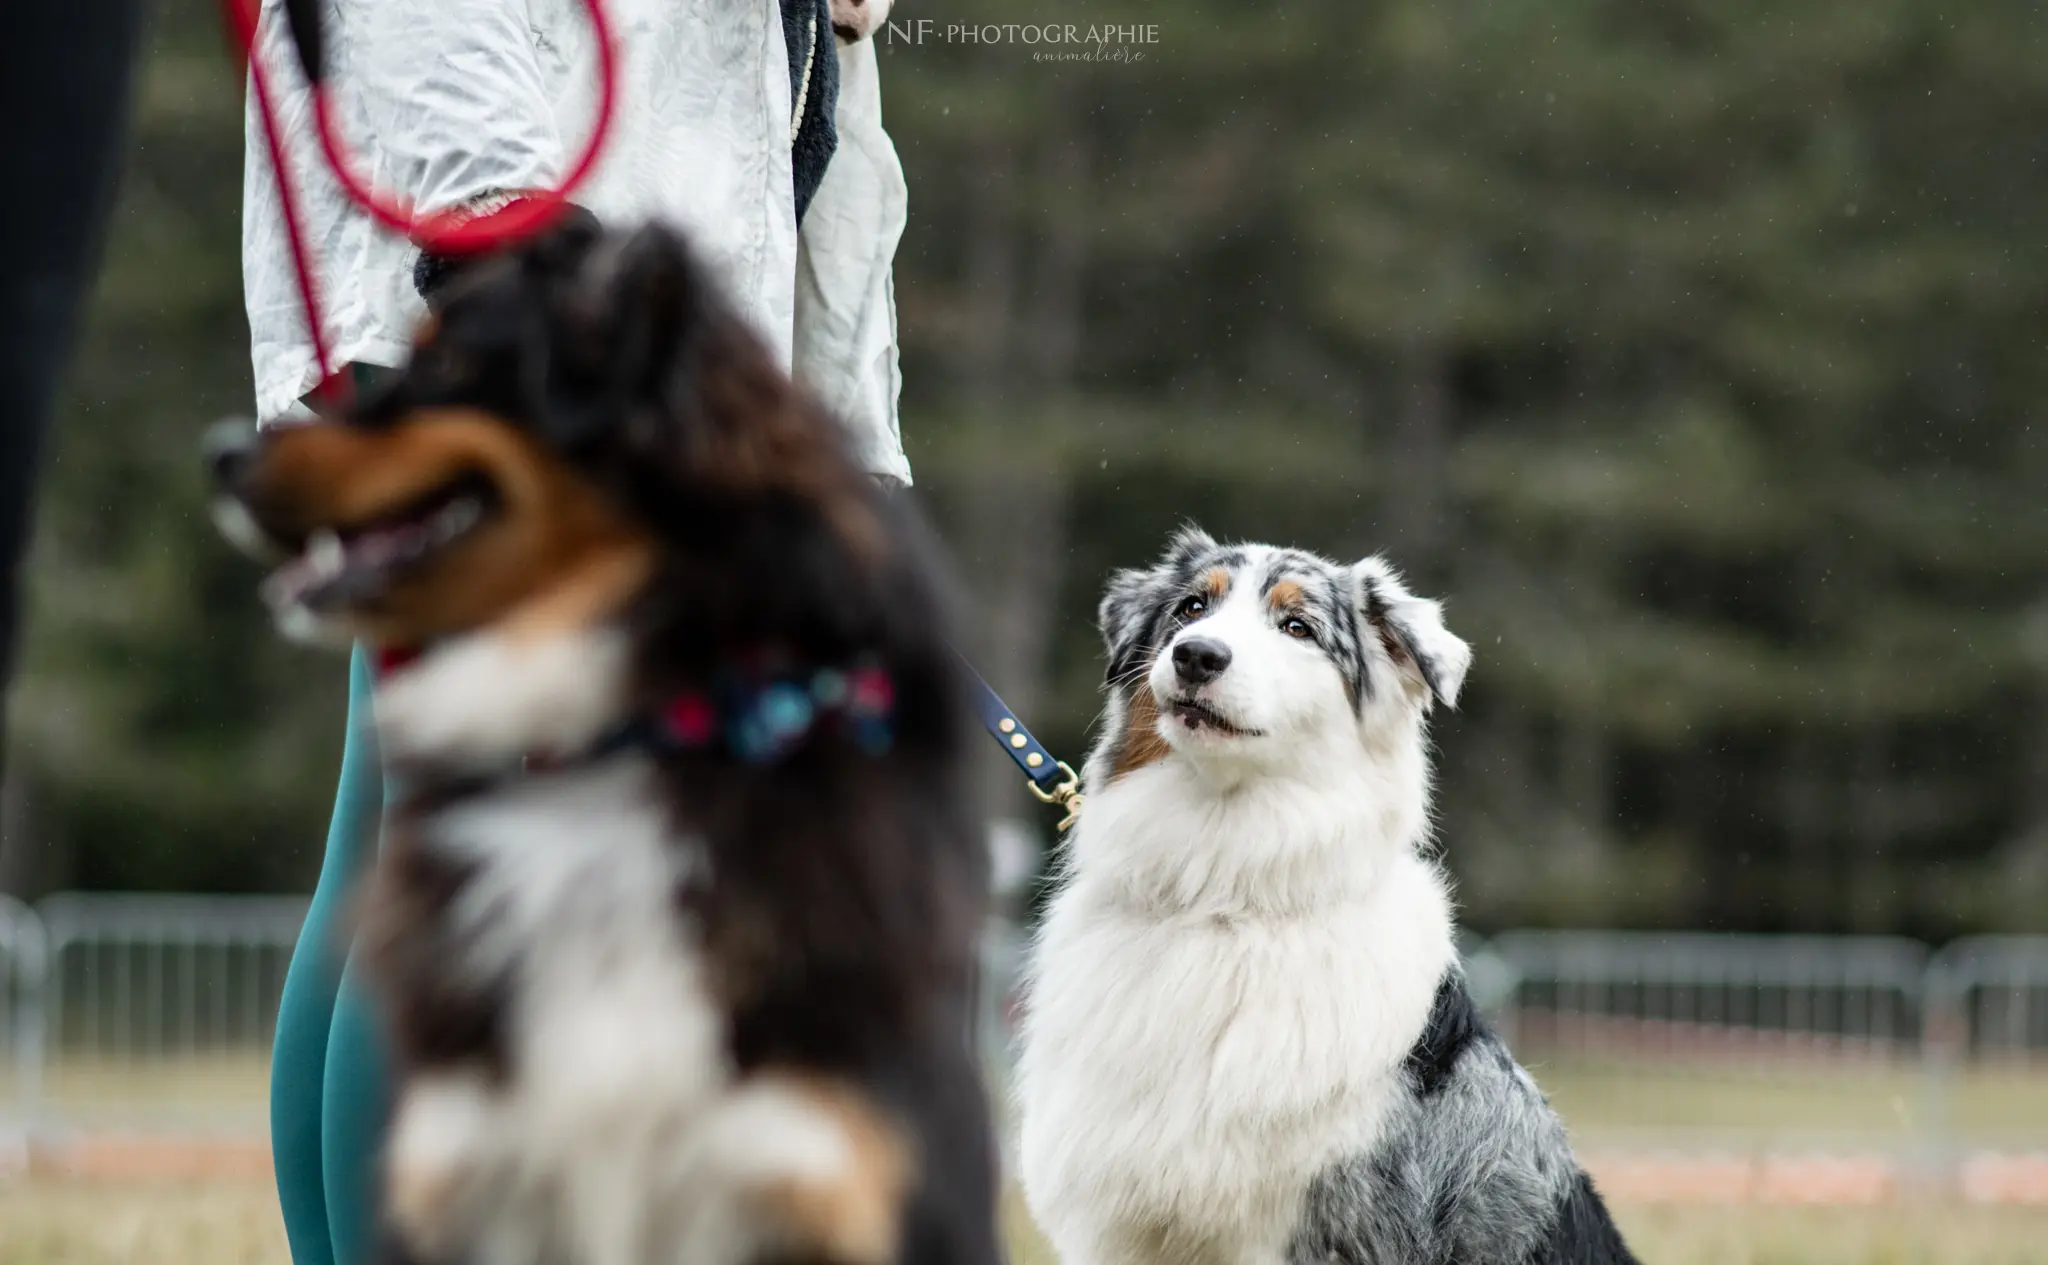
1017, 528, 1636, 1265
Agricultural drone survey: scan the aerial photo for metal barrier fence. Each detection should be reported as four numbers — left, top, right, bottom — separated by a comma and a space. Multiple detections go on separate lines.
37, 893, 306, 1063
1478, 930, 2048, 1067
3, 894, 305, 1135
1926, 936, 2048, 1060
3, 893, 2048, 1154
0, 896, 46, 1125
1482, 931, 1934, 1063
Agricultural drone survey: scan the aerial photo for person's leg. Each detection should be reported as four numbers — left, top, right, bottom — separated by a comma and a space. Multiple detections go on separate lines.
273, 647, 383, 1265
323, 926, 393, 1265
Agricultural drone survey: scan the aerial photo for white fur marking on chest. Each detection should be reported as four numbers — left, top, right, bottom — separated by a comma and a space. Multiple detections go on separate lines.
435, 757, 726, 1106
1016, 756, 1455, 1265
424, 756, 731, 1265
376, 626, 631, 772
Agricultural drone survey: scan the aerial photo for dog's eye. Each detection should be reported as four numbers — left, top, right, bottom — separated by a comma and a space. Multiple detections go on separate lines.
1281, 617, 1314, 640
1176, 595, 1209, 621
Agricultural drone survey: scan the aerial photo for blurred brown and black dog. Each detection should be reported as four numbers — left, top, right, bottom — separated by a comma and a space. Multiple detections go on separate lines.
210, 218, 1000, 1265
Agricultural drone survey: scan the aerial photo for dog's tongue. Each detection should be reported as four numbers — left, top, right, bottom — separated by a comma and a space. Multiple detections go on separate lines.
260, 517, 446, 612
377, 645, 421, 675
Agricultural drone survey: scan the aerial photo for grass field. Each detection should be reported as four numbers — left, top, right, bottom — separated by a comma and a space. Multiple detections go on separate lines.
19, 1051, 2048, 1144
1530, 1058, 2048, 1149
9, 1055, 2048, 1263
6, 1177, 2048, 1265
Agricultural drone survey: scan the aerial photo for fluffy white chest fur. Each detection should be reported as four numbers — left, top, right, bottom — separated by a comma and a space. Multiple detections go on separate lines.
437, 757, 726, 1124
386, 756, 740, 1265
380, 631, 893, 1265
1015, 753, 1455, 1265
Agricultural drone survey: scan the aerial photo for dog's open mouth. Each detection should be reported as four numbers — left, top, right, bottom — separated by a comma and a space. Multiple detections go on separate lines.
258, 472, 499, 613
1168, 697, 1262, 738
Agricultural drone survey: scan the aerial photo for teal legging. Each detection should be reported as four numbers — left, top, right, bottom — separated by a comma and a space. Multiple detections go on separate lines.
272, 646, 389, 1265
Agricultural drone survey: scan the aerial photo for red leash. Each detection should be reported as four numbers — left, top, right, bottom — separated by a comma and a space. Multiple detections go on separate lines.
219, 0, 1086, 816
225, 0, 339, 402
220, 0, 620, 407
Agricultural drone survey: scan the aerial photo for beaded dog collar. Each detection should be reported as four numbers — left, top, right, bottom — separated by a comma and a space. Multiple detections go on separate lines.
374, 645, 895, 776
649, 660, 896, 764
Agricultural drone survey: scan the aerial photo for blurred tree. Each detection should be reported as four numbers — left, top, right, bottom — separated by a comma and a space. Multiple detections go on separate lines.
886, 0, 2048, 935
3, 5, 346, 896
5, 0, 2043, 942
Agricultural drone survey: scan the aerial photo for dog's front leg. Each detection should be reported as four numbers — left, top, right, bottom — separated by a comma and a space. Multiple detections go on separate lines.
668, 1072, 912, 1265
384, 1067, 508, 1262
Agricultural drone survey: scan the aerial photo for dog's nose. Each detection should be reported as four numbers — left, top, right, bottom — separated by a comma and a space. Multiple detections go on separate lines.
1172, 637, 1232, 686
204, 418, 259, 491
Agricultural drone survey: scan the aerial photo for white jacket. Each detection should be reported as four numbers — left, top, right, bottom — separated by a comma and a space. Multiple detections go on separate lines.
242, 0, 912, 485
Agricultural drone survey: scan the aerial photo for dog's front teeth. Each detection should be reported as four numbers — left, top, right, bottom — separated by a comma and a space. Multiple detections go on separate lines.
211, 499, 281, 560
437, 497, 481, 539
307, 530, 346, 579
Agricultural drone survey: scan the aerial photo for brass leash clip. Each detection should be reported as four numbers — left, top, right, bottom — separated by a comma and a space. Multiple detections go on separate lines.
1027, 760, 1084, 833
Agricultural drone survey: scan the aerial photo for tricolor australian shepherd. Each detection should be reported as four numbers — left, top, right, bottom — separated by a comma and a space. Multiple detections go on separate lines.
209, 220, 1002, 1265
1015, 529, 1636, 1265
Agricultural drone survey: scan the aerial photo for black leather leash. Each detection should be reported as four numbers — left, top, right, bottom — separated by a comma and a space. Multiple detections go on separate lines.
959, 655, 1082, 831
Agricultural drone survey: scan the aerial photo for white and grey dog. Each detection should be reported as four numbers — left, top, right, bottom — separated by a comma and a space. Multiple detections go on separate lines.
1015, 528, 1636, 1265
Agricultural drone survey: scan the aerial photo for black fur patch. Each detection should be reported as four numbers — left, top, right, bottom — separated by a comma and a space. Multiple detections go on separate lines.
1520, 1173, 1640, 1265
362, 822, 510, 1080
1403, 972, 1488, 1098
1288, 969, 1639, 1265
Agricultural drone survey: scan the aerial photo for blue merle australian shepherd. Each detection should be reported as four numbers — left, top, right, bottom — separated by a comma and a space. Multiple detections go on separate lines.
1015, 529, 1637, 1265
210, 219, 1002, 1265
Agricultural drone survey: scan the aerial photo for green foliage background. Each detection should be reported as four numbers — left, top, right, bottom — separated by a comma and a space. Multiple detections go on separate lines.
7, 0, 2045, 936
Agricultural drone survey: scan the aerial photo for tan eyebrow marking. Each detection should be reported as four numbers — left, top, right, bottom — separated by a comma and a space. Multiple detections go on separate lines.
1266, 579, 1304, 613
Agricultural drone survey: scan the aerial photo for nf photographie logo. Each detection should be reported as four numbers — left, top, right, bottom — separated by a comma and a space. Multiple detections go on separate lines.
884, 20, 1159, 62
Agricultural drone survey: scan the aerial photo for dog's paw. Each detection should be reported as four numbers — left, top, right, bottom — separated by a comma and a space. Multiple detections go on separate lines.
693, 1075, 911, 1265
385, 1072, 502, 1256
831, 0, 891, 42
375, 628, 630, 772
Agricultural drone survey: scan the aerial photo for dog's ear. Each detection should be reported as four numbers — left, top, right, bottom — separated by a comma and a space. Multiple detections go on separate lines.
518, 205, 605, 283
1098, 567, 1157, 687
1099, 525, 1219, 686
1162, 523, 1217, 567
590, 225, 710, 399
533, 222, 724, 451
1352, 556, 1470, 711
